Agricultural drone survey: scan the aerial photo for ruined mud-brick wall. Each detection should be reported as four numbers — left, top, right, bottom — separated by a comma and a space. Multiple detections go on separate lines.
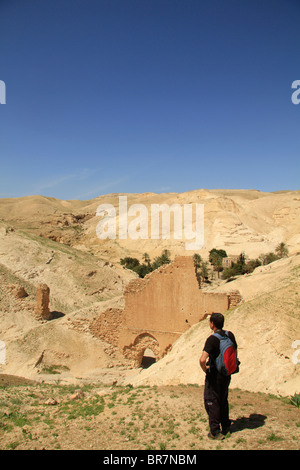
228, 290, 243, 309
90, 308, 123, 347
118, 256, 230, 358
91, 256, 242, 364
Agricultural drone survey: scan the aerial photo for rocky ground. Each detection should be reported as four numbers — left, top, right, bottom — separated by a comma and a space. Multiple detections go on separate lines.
0, 374, 299, 451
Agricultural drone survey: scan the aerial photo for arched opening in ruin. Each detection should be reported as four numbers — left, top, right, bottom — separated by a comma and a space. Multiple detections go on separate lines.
141, 348, 156, 369
122, 332, 159, 368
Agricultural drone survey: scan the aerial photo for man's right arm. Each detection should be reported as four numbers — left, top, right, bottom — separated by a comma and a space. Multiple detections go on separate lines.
199, 350, 209, 373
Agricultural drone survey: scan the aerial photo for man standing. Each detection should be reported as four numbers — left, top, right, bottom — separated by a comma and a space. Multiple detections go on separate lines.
199, 312, 238, 440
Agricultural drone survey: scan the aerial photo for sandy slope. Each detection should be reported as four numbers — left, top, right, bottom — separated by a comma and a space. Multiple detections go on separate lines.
0, 224, 136, 382
0, 225, 136, 312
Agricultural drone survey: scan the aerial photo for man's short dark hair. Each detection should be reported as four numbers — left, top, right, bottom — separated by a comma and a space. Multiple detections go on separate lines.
210, 313, 224, 330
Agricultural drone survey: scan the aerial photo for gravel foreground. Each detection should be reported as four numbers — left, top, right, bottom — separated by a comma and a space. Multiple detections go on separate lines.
0, 374, 299, 451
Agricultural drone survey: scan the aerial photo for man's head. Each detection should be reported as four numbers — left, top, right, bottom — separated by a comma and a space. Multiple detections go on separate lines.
209, 312, 224, 331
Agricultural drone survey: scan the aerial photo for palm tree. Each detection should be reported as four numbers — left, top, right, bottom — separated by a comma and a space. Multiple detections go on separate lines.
142, 252, 151, 265
275, 242, 289, 258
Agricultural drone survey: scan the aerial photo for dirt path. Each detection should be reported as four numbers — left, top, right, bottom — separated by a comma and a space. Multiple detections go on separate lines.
0, 375, 299, 450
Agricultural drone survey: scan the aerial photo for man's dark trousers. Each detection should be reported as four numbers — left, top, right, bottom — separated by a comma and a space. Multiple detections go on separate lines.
204, 372, 231, 436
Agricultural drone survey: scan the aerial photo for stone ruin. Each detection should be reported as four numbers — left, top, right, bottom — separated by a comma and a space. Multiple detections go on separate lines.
30, 259, 243, 366
10, 285, 28, 299
35, 283, 51, 320
90, 256, 243, 367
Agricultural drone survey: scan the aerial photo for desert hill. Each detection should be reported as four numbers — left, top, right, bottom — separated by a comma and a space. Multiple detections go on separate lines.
0, 189, 299, 397
0, 189, 299, 261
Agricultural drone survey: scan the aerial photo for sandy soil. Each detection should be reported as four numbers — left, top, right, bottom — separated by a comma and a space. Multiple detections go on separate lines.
0, 375, 299, 451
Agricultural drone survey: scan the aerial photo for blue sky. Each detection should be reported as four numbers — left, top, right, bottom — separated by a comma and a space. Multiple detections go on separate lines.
0, 0, 299, 200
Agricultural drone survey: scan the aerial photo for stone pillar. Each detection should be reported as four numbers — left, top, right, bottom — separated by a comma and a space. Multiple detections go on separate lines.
35, 283, 51, 320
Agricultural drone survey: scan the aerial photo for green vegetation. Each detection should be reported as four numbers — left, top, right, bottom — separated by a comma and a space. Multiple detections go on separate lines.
40, 365, 70, 375
121, 242, 289, 282
193, 253, 209, 286
120, 249, 171, 277
222, 242, 289, 280
222, 252, 261, 280
266, 432, 284, 442
209, 249, 227, 279
275, 242, 289, 259
290, 393, 300, 408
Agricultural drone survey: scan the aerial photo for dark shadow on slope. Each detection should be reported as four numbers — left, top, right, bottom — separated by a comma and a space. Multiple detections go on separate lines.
50, 311, 65, 320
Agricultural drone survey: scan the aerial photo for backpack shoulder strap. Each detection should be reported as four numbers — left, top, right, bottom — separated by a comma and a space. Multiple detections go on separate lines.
213, 332, 223, 340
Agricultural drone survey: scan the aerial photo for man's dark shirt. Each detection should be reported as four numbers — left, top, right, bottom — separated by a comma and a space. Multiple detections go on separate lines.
203, 330, 237, 379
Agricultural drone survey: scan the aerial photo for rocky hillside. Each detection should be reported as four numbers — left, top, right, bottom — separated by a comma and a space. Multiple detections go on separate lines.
0, 223, 136, 381
0, 189, 299, 262
0, 190, 299, 398
0, 223, 136, 312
